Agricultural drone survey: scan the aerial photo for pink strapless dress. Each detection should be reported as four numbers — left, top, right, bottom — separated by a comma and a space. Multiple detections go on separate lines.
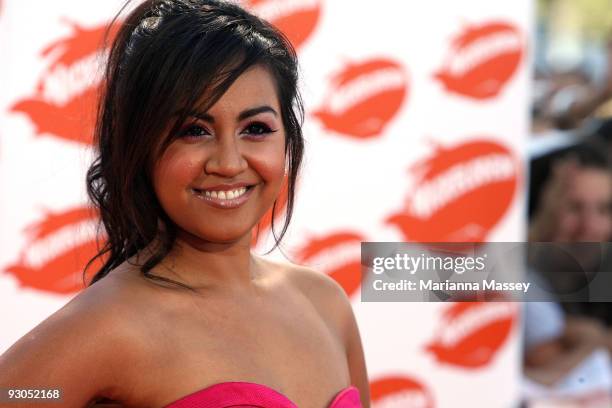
163, 381, 362, 408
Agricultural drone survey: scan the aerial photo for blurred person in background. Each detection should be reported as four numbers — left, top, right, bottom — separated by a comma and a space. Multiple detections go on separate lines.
522, 142, 612, 400
532, 36, 612, 133
528, 142, 611, 243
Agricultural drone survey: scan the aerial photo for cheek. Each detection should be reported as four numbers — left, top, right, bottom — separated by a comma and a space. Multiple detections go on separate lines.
248, 141, 286, 186
594, 213, 612, 237
154, 146, 203, 195
556, 211, 579, 234
254, 155, 285, 183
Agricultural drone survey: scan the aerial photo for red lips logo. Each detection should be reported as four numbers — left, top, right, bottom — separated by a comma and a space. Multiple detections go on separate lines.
370, 375, 435, 408
426, 302, 517, 368
10, 21, 118, 145
386, 139, 519, 242
243, 0, 321, 50
314, 59, 408, 139
294, 231, 364, 297
4, 207, 105, 294
435, 21, 524, 99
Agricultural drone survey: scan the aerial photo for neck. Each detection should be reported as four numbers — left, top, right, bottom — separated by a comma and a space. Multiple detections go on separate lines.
136, 230, 264, 292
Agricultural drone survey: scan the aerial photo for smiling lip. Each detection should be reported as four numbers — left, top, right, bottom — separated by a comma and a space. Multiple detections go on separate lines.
191, 184, 256, 209
197, 182, 254, 191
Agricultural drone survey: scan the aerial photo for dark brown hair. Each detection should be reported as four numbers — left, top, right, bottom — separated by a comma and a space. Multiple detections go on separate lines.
84, 0, 304, 290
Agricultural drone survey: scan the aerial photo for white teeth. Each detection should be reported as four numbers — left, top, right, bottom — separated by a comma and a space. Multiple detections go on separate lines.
201, 187, 248, 200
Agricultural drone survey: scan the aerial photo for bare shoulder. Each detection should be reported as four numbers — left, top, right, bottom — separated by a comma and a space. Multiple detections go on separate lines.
262, 257, 352, 326
0, 265, 147, 407
287, 262, 347, 298
265, 258, 371, 406
46, 264, 149, 338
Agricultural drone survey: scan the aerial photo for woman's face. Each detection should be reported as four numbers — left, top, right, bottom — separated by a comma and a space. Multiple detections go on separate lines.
152, 64, 286, 245
554, 168, 612, 242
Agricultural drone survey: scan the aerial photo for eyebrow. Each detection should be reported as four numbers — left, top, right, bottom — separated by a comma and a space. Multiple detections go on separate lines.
188, 105, 278, 123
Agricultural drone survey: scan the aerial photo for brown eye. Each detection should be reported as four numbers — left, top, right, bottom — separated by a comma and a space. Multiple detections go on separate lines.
179, 124, 211, 139
242, 122, 276, 137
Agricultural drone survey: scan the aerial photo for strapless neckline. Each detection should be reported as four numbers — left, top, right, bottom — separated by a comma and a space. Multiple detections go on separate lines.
163, 381, 361, 408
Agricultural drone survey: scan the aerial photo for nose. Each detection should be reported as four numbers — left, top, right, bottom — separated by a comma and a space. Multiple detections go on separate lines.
204, 136, 248, 177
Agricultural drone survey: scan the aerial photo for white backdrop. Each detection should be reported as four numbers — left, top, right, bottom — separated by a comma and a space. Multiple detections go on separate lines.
0, 0, 532, 406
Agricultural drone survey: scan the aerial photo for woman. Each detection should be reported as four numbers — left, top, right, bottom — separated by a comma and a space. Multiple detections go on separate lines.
0, 1, 370, 407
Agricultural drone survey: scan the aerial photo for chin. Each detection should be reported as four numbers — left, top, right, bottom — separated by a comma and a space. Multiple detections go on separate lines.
187, 226, 252, 244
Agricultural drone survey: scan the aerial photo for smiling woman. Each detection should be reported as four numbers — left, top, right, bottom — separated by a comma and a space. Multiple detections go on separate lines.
86, 0, 305, 288
152, 66, 287, 244
0, 1, 370, 407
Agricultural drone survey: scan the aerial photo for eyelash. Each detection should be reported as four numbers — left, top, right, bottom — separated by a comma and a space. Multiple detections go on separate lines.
178, 122, 277, 140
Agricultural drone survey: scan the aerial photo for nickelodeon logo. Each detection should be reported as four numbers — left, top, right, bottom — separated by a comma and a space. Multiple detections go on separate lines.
314, 58, 408, 139
295, 231, 365, 298
386, 139, 520, 242
435, 21, 524, 100
370, 375, 434, 408
243, 0, 321, 50
5, 207, 104, 294
409, 153, 516, 219
10, 21, 118, 145
426, 302, 518, 369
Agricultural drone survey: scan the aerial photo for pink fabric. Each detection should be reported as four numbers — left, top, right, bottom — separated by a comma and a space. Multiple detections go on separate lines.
164, 381, 362, 408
